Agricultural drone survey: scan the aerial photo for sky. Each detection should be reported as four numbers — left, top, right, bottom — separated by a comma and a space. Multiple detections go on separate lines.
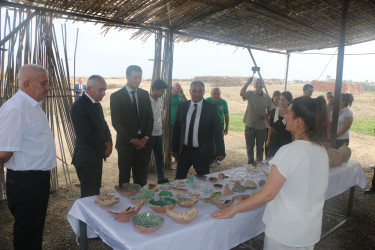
7, 16, 375, 82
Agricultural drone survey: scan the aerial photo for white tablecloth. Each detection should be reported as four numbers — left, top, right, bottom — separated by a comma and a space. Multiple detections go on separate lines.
325, 161, 366, 200
67, 161, 366, 250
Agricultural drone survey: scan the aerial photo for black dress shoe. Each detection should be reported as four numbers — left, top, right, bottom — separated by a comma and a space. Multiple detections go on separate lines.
364, 188, 375, 194
158, 179, 169, 184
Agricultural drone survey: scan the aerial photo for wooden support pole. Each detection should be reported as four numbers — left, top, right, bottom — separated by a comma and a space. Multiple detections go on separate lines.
330, 0, 349, 148
247, 47, 269, 95
284, 52, 290, 91
152, 30, 162, 83
162, 30, 174, 169
0, 11, 37, 47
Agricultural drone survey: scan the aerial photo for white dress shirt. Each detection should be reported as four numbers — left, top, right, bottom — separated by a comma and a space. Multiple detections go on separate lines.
184, 99, 203, 147
149, 96, 163, 136
0, 90, 56, 171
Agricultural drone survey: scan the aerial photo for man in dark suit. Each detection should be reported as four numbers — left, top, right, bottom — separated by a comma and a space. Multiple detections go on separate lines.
74, 78, 87, 102
71, 75, 112, 198
171, 81, 226, 179
110, 65, 153, 186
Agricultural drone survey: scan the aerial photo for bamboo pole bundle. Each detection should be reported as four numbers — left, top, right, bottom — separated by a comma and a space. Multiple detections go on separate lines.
0, 9, 75, 199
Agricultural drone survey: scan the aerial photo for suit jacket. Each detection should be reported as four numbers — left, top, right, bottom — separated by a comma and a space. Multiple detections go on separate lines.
110, 87, 153, 148
172, 99, 225, 158
74, 83, 87, 96
71, 94, 112, 167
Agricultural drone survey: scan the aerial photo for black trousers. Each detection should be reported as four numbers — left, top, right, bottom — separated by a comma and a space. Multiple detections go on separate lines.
74, 164, 103, 198
117, 145, 147, 186
6, 169, 50, 250
176, 146, 210, 179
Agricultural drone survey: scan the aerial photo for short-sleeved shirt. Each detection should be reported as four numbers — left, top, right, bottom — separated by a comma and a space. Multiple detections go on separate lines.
243, 91, 272, 129
264, 140, 329, 246
205, 97, 229, 125
149, 95, 163, 136
336, 107, 353, 140
171, 94, 184, 125
0, 90, 57, 171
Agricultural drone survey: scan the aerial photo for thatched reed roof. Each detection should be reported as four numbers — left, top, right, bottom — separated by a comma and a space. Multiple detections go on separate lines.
2, 0, 375, 52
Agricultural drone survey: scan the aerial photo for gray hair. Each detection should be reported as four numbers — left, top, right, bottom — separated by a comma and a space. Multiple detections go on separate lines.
18, 64, 48, 89
87, 75, 105, 87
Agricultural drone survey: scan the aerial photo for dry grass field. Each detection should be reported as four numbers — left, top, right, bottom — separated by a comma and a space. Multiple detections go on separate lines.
0, 77, 374, 249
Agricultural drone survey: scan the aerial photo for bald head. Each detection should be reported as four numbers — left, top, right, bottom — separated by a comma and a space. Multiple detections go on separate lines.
172, 82, 182, 95
18, 64, 48, 89
211, 87, 221, 102
18, 64, 50, 102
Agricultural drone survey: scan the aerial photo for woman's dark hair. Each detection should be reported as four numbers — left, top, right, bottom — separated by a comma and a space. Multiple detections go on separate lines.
341, 93, 354, 107
291, 96, 328, 145
281, 91, 293, 104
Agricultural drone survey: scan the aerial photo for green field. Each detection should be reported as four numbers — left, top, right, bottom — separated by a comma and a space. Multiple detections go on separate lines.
229, 113, 375, 136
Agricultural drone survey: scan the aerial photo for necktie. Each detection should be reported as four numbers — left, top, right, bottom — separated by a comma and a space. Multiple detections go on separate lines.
188, 104, 197, 147
131, 90, 141, 131
94, 102, 105, 128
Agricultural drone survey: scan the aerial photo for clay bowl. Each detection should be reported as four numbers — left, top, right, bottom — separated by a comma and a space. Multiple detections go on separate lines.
174, 180, 186, 187
213, 184, 223, 189
189, 193, 200, 199
173, 187, 188, 194
160, 183, 172, 190
211, 199, 234, 209
126, 188, 155, 204
107, 201, 145, 222
177, 197, 200, 208
149, 197, 177, 213
115, 183, 141, 197
145, 183, 159, 192
131, 213, 164, 234
94, 195, 119, 209
159, 191, 173, 197
208, 177, 218, 183
166, 208, 199, 224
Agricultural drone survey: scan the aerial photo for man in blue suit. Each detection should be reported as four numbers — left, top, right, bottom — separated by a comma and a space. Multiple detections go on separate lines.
74, 78, 87, 102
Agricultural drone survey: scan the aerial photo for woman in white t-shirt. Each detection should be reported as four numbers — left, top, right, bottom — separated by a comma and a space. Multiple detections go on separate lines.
211, 96, 329, 250
334, 93, 354, 149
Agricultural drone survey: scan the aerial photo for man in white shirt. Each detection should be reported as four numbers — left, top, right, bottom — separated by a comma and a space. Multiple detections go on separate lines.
143, 79, 169, 185
0, 64, 56, 249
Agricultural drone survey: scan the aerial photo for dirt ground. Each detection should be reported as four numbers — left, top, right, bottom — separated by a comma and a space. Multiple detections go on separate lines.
0, 79, 374, 249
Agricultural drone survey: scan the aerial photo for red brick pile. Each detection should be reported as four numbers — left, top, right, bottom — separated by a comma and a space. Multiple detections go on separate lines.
311, 80, 364, 94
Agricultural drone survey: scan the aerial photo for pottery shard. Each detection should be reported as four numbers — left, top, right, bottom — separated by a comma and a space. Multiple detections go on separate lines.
243, 180, 257, 189
223, 184, 234, 196
218, 173, 229, 179
258, 180, 266, 187
232, 182, 245, 192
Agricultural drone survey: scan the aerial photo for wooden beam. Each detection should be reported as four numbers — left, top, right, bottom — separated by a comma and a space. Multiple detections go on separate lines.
0, 1, 164, 32
175, 30, 287, 55
0, 11, 37, 47
248, 1, 338, 41
176, 0, 246, 29
284, 53, 290, 91
330, 0, 350, 148
247, 47, 269, 96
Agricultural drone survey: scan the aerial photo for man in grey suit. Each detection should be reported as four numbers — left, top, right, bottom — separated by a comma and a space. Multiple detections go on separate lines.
71, 75, 112, 198
110, 65, 153, 186
171, 81, 225, 179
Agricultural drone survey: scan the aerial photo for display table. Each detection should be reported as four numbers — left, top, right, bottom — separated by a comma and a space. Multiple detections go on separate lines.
67, 161, 366, 250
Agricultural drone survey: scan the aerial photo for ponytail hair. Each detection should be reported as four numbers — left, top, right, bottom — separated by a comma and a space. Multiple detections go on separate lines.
291, 96, 328, 145
341, 93, 354, 107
